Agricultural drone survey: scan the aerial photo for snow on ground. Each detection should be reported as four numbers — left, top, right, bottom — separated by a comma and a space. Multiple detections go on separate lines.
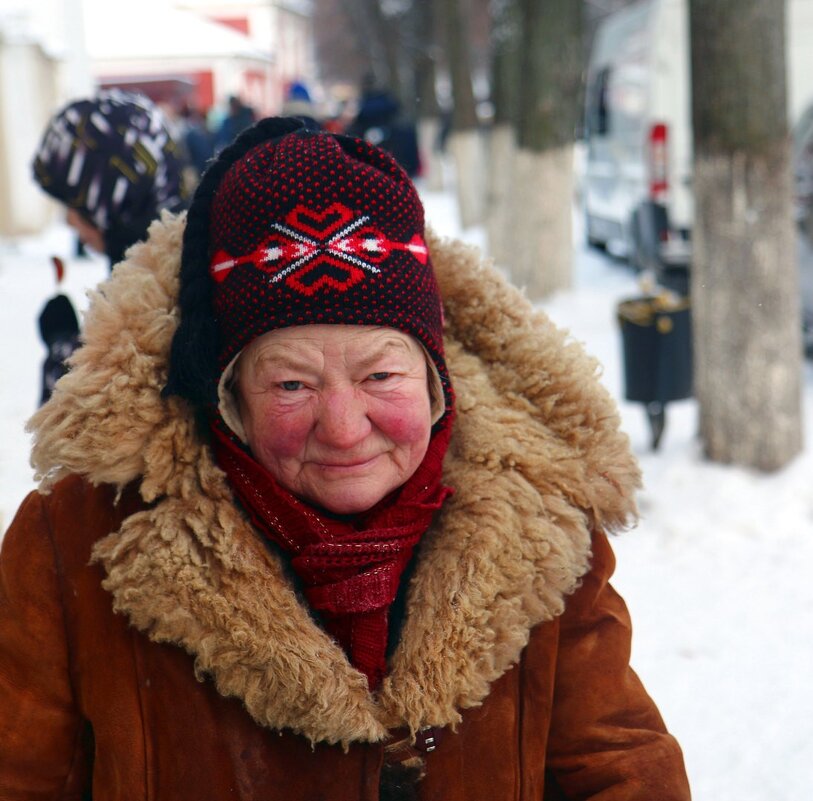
0, 224, 109, 530
425, 188, 813, 800
1, 190, 812, 799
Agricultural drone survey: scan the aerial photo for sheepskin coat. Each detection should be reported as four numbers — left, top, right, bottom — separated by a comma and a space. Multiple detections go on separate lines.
0, 213, 690, 800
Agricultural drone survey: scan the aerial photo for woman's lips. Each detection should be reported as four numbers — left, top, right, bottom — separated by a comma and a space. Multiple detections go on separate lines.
313, 455, 379, 471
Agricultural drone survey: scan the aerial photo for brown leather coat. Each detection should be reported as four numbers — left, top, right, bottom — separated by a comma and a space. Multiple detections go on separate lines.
0, 215, 690, 799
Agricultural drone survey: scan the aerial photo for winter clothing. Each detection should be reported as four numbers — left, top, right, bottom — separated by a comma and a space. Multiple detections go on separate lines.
349, 89, 420, 178
287, 81, 312, 104
0, 208, 691, 798
36, 293, 80, 405
32, 89, 188, 267
210, 409, 454, 690
215, 96, 257, 151
281, 81, 323, 130
200, 126, 448, 403
172, 120, 456, 693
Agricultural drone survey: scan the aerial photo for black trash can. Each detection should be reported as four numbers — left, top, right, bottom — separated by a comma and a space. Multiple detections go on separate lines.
617, 294, 692, 449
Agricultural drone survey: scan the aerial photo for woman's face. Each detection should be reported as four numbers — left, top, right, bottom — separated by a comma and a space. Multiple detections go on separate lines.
235, 325, 433, 515
66, 209, 105, 254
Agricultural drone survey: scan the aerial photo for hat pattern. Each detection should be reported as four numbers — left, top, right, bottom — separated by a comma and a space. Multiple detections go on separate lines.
210, 201, 429, 296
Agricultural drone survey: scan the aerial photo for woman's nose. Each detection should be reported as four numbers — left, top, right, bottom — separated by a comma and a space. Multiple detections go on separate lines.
315, 387, 371, 448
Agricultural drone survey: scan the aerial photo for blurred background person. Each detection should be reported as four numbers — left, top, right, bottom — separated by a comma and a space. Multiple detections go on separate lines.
280, 79, 322, 130
178, 102, 216, 187
32, 88, 189, 270
30, 89, 189, 405
36, 258, 80, 406
348, 74, 419, 178
215, 94, 257, 152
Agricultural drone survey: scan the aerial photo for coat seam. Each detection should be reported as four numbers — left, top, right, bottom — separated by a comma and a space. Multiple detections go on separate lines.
516, 652, 525, 801
39, 491, 91, 797
131, 628, 154, 800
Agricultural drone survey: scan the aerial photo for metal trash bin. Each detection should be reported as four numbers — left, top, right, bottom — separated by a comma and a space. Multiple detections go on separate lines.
617, 293, 692, 449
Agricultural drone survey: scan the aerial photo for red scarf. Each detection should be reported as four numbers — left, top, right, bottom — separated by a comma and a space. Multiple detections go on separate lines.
209, 413, 454, 690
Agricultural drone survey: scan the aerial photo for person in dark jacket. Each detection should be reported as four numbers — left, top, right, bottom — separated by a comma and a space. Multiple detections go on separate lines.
215, 94, 257, 151
0, 117, 691, 800
179, 102, 216, 182
30, 89, 189, 406
348, 77, 420, 177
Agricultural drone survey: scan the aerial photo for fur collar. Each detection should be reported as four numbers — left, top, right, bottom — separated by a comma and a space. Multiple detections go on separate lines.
27, 212, 640, 747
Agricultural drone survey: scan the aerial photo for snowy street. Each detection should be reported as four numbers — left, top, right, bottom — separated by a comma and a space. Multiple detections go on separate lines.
2, 190, 812, 799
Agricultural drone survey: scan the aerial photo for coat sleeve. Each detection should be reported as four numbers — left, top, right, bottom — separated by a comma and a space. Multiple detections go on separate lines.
544, 529, 691, 800
0, 490, 89, 799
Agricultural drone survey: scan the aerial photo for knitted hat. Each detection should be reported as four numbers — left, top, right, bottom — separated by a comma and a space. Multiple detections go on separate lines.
32, 89, 187, 264
165, 117, 453, 420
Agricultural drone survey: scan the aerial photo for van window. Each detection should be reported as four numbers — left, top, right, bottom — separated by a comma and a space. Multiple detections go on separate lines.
588, 68, 611, 137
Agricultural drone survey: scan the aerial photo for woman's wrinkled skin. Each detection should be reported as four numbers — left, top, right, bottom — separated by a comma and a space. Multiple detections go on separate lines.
235, 325, 433, 515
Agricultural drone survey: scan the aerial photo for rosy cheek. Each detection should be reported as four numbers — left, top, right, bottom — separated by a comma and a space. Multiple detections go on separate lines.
376, 406, 431, 445
248, 403, 312, 459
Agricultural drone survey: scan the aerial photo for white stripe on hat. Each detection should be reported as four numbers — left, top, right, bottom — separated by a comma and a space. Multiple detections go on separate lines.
66, 149, 85, 187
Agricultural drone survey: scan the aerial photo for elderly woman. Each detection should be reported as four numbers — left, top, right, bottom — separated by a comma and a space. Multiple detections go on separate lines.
0, 118, 690, 799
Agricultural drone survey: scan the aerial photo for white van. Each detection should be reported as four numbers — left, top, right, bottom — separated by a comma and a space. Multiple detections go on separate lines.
583, 0, 813, 276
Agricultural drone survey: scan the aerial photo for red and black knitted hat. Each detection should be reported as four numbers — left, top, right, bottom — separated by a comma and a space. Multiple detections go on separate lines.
165, 117, 452, 418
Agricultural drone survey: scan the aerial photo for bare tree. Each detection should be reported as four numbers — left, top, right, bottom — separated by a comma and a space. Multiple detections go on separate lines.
485, 0, 520, 263
437, 0, 485, 228
689, 0, 803, 469
507, 0, 583, 298
312, 0, 375, 90
342, 0, 404, 99
410, 1, 445, 189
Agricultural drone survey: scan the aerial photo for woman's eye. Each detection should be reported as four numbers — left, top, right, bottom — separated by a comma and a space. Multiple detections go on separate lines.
280, 380, 303, 391
368, 372, 391, 381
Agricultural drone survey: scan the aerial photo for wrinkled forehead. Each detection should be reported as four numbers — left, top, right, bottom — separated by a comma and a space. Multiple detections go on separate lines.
239, 324, 423, 368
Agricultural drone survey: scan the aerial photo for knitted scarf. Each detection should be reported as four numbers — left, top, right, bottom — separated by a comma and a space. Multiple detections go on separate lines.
209, 413, 454, 690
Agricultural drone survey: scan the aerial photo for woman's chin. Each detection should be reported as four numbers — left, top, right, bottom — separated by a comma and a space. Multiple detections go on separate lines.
300, 479, 394, 516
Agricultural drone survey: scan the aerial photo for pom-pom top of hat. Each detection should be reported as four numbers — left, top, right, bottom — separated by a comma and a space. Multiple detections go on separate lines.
165, 117, 452, 419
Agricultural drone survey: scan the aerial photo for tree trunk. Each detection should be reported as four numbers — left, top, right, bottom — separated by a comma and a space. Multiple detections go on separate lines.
437, 0, 484, 228
690, 0, 803, 470
413, 1, 445, 191
418, 118, 446, 192
486, 0, 520, 264
343, 0, 402, 103
486, 123, 517, 265
509, 0, 582, 298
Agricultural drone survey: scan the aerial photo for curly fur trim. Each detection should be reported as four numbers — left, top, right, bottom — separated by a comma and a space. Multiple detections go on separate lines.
28, 211, 187, 497
27, 213, 640, 746
91, 455, 386, 746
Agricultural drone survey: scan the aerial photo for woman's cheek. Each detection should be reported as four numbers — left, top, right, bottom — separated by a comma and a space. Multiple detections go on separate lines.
374, 400, 431, 444
250, 401, 312, 459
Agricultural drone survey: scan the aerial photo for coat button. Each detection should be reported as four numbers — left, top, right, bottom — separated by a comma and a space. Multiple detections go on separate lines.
414, 725, 442, 753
